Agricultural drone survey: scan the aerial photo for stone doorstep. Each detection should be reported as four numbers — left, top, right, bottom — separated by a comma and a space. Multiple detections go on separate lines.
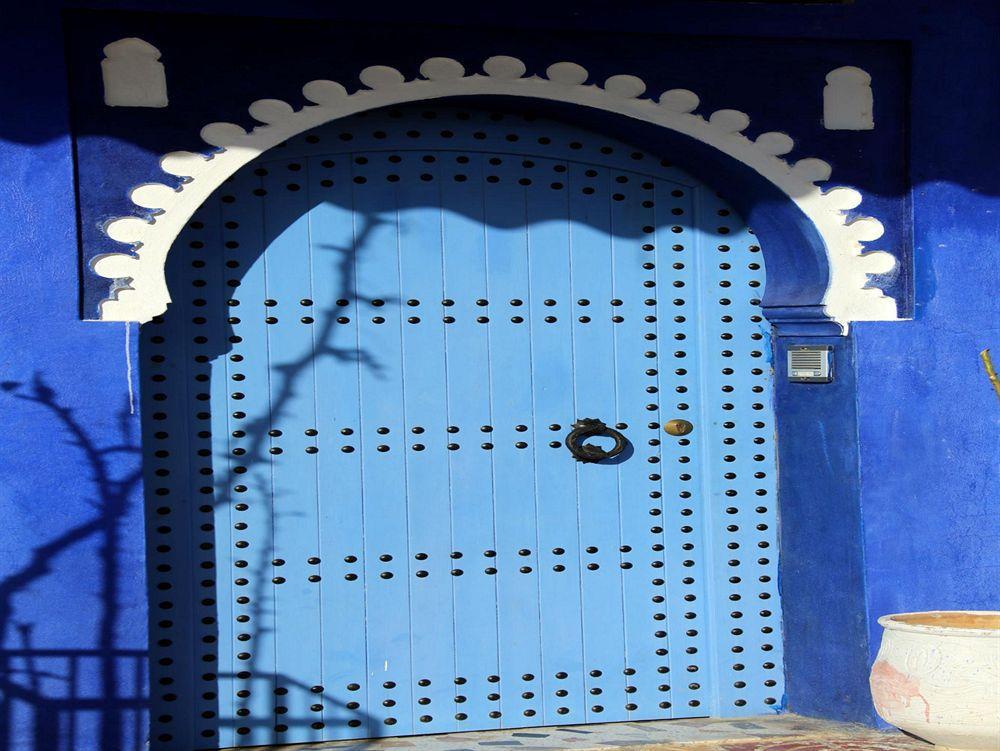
691, 736, 930, 750
230, 715, 931, 751
468, 731, 932, 751
628, 733, 931, 750
233, 737, 929, 751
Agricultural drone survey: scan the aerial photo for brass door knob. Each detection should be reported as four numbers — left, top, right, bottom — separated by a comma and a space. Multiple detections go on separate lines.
663, 419, 694, 437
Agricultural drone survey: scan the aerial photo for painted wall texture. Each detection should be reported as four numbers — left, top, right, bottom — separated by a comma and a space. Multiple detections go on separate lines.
0, 2, 997, 750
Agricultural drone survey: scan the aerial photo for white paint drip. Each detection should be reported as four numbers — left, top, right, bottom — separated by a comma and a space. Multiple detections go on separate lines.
125, 322, 135, 414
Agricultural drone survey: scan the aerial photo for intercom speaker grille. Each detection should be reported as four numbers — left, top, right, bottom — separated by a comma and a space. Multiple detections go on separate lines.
790, 349, 823, 369
788, 345, 833, 382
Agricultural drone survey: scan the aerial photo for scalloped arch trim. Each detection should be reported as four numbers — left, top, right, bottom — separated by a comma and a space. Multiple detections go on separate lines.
92, 56, 898, 327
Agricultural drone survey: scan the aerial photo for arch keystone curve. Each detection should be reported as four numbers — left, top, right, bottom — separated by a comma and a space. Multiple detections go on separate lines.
91, 56, 900, 330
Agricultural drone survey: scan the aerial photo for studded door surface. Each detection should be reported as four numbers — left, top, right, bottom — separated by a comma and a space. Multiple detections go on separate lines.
141, 107, 783, 750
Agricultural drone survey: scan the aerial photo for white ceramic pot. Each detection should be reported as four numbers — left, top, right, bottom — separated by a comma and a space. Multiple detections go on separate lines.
871, 611, 1000, 750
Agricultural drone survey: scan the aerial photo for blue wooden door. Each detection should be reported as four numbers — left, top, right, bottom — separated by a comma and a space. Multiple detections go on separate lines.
141, 106, 783, 750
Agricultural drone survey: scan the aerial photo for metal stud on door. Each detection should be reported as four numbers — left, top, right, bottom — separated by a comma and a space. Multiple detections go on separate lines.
140, 106, 783, 749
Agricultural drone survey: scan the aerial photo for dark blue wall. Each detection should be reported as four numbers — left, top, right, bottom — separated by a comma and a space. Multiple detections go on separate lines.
1, 2, 998, 750
60, 12, 912, 318
774, 336, 873, 722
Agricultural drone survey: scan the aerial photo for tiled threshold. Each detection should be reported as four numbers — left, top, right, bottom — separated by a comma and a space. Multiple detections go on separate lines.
235, 715, 931, 751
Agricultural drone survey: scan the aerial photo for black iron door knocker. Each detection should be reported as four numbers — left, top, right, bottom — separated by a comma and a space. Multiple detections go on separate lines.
565, 418, 628, 463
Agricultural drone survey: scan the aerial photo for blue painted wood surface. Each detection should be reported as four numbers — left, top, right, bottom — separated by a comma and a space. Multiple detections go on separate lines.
141, 107, 782, 747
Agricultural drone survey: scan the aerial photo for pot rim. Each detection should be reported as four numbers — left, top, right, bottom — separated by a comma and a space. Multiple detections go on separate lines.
878, 610, 1000, 637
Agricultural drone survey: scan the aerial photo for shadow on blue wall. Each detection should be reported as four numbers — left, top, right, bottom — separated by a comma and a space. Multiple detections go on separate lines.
0, 378, 146, 751
0, 206, 383, 748
0, 365, 383, 751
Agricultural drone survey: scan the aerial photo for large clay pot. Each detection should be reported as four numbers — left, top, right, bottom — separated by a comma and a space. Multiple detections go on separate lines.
871, 611, 1000, 750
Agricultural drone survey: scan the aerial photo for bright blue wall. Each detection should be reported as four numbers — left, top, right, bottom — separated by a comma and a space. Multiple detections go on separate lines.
1, 2, 998, 750
0, 9, 147, 749
851, 9, 1000, 632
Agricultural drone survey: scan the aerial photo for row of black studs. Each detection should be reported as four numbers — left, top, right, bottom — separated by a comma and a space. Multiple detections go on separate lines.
706, 198, 780, 707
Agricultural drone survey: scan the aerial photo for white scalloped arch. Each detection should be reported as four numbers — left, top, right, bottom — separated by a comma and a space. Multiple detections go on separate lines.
92, 56, 899, 328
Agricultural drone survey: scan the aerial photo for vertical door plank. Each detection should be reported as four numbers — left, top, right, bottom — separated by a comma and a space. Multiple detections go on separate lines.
609, 172, 665, 721
351, 155, 415, 737
692, 185, 782, 716
440, 153, 502, 732
203, 196, 236, 750
221, 169, 280, 746
261, 165, 325, 745
723, 213, 782, 714
188, 205, 228, 747
691, 181, 727, 718
483, 156, 544, 726
185, 211, 221, 747
307, 156, 372, 738
566, 162, 629, 724
143, 219, 197, 751
693, 184, 733, 717
652, 179, 708, 717
394, 155, 458, 735
524, 159, 587, 726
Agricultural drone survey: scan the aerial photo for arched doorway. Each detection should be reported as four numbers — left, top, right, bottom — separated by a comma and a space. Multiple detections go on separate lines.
141, 105, 781, 750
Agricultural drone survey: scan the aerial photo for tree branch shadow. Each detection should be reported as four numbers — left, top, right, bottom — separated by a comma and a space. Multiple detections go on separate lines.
0, 375, 146, 751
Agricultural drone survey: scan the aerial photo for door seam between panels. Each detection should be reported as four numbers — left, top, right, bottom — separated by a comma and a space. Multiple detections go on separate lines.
437, 172, 461, 734
393, 194, 417, 734
566, 166, 589, 726
349, 167, 374, 737
521, 178, 547, 724
304, 162, 327, 735
608, 184, 631, 720
480, 153, 503, 728
692, 184, 722, 717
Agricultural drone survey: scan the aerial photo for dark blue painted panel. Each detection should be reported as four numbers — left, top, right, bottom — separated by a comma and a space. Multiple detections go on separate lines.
774, 336, 873, 723
59, 11, 911, 319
